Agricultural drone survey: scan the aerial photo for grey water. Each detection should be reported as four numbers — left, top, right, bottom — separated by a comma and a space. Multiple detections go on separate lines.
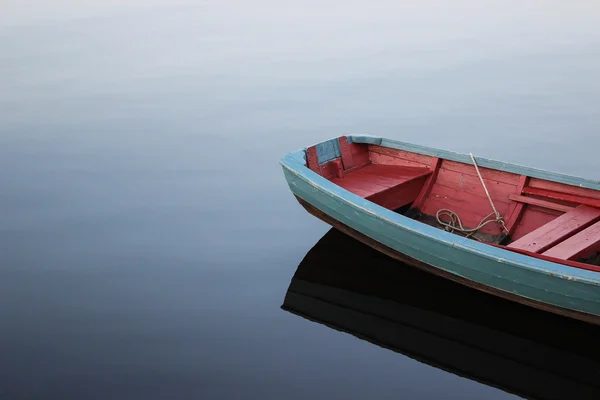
1, 1, 600, 399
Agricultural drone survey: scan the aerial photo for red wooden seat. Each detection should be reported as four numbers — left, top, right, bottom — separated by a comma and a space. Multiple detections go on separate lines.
331, 164, 432, 210
542, 220, 600, 260
507, 205, 600, 254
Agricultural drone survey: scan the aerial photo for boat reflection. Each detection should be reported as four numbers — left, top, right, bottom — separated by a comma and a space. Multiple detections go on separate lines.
282, 228, 600, 400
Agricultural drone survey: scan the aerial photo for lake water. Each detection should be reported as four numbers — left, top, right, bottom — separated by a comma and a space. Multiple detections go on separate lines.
2, 1, 600, 399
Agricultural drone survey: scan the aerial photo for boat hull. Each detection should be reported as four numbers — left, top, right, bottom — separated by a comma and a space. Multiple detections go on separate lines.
295, 195, 600, 325
280, 138, 600, 324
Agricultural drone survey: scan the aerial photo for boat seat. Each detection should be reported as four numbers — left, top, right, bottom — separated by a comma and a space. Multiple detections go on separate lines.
542, 220, 600, 260
507, 205, 600, 254
331, 164, 432, 210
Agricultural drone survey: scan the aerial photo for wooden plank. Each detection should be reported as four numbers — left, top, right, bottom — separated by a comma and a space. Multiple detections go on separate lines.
525, 205, 563, 217
315, 139, 341, 164
505, 176, 529, 237
441, 160, 521, 186
368, 144, 433, 166
320, 159, 343, 179
436, 167, 517, 202
349, 171, 415, 188
523, 187, 600, 208
528, 178, 600, 200
351, 165, 431, 180
332, 159, 343, 179
332, 180, 373, 197
338, 136, 355, 170
348, 142, 370, 168
342, 160, 371, 175
411, 157, 442, 211
351, 136, 600, 192
332, 171, 387, 196
369, 152, 430, 168
507, 205, 600, 253
367, 176, 428, 210
352, 151, 370, 167
490, 244, 600, 273
543, 221, 600, 260
423, 184, 512, 235
350, 142, 368, 156
306, 146, 320, 174
511, 207, 559, 242
427, 183, 511, 210
508, 194, 574, 213
331, 164, 431, 199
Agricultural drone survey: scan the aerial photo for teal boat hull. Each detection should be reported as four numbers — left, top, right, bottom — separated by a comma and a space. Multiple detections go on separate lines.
280, 135, 600, 324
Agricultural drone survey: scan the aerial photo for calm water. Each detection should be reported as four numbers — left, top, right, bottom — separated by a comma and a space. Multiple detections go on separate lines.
1, 1, 600, 399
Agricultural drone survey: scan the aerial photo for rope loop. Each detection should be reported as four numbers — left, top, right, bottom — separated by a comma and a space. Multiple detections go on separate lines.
435, 153, 509, 239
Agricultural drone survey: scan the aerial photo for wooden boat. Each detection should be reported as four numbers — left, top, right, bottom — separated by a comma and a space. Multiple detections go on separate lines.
282, 228, 600, 400
280, 135, 600, 324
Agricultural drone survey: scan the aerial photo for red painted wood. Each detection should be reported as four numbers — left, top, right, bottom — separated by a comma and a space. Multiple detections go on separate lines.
349, 171, 413, 188
350, 142, 368, 156
368, 145, 433, 167
507, 194, 574, 213
333, 159, 343, 178
427, 182, 511, 208
306, 146, 320, 174
334, 182, 374, 197
338, 136, 355, 170
320, 161, 333, 179
517, 175, 529, 193
343, 160, 371, 175
507, 205, 600, 253
542, 220, 600, 260
352, 164, 431, 179
522, 187, 600, 208
369, 152, 431, 168
441, 160, 521, 186
349, 143, 370, 167
367, 176, 429, 210
526, 205, 564, 217
436, 168, 516, 203
417, 159, 516, 236
351, 152, 370, 167
528, 178, 600, 200
489, 244, 600, 273
411, 157, 442, 211
320, 159, 344, 179
505, 176, 529, 236
423, 185, 512, 235
511, 208, 559, 242
331, 164, 431, 200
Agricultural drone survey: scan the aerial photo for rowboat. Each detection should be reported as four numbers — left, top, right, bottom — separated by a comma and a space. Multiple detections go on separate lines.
282, 228, 600, 400
279, 135, 600, 324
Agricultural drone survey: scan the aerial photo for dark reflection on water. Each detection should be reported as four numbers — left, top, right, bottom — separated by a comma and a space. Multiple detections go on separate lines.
2, 1, 600, 399
283, 228, 600, 400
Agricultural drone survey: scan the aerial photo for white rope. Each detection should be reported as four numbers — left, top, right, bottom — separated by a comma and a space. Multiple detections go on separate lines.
436, 209, 500, 240
435, 153, 508, 237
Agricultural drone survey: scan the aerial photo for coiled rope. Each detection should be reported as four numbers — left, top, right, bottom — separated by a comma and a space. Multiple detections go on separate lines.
436, 153, 508, 239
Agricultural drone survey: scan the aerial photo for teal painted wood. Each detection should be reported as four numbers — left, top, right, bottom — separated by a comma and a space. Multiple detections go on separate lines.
279, 138, 600, 317
316, 138, 341, 164
349, 135, 600, 191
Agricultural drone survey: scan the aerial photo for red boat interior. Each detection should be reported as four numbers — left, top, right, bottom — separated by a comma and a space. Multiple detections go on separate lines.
306, 137, 600, 272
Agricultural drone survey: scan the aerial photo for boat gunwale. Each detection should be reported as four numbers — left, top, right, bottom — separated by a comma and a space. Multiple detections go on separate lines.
279, 137, 600, 286
350, 134, 600, 191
